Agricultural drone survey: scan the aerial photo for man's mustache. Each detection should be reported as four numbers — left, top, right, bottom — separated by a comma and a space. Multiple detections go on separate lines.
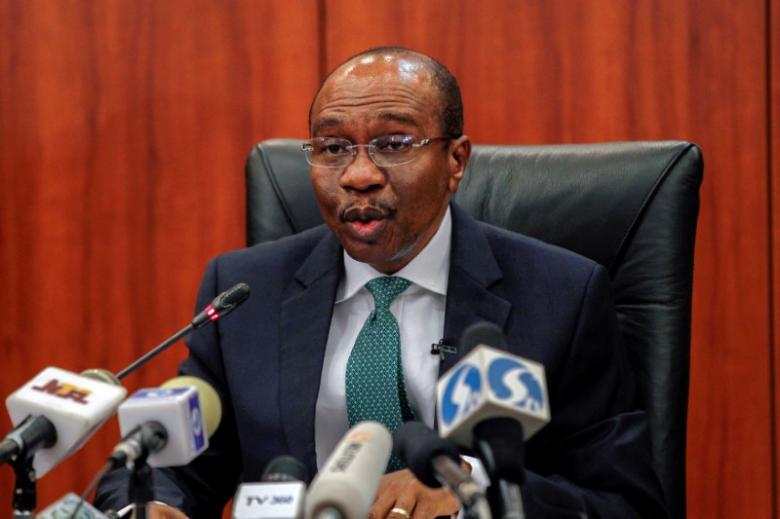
340, 202, 396, 222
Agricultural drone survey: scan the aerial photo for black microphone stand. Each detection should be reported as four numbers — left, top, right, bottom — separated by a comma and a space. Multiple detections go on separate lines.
1, 415, 57, 518
11, 454, 36, 518
128, 460, 154, 519
473, 418, 526, 519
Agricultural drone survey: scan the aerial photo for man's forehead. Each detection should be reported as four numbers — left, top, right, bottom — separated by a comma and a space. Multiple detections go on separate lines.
321, 58, 434, 97
312, 111, 421, 135
338, 52, 428, 80
311, 54, 439, 132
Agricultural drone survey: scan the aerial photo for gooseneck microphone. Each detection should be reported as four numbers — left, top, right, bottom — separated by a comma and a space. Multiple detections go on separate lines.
393, 422, 491, 519
1, 283, 247, 517
116, 282, 250, 379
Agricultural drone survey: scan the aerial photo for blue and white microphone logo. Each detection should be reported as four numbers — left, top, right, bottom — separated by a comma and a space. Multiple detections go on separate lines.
188, 393, 206, 451
487, 357, 545, 412
440, 363, 482, 426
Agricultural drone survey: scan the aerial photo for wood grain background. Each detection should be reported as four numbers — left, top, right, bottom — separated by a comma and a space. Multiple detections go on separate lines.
0, 0, 776, 516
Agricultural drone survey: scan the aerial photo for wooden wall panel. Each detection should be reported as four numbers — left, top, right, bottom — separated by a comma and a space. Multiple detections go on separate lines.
772, 0, 780, 513
0, 0, 318, 514
324, 1, 772, 517
0, 0, 775, 516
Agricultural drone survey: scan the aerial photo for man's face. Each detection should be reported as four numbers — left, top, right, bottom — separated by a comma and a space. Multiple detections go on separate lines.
309, 54, 470, 274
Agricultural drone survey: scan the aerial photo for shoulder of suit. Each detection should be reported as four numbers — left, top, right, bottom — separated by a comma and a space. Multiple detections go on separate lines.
476, 220, 600, 273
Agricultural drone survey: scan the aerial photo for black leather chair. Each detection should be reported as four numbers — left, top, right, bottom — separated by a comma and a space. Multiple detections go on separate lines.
245, 139, 703, 519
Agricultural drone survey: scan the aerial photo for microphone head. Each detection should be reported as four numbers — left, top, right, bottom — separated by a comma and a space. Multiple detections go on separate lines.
305, 421, 392, 519
393, 422, 460, 488
213, 283, 251, 314
193, 283, 251, 329
118, 376, 222, 467
261, 455, 308, 483
436, 332, 550, 449
5, 367, 127, 477
460, 321, 507, 351
231, 456, 309, 518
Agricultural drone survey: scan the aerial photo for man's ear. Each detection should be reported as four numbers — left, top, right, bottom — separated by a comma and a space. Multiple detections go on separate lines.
447, 135, 471, 193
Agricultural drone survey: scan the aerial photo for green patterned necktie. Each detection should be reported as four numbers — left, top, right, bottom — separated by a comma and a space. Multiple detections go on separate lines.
346, 276, 416, 471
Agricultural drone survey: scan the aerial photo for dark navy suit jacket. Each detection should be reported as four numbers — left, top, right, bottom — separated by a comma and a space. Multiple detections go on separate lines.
96, 205, 666, 518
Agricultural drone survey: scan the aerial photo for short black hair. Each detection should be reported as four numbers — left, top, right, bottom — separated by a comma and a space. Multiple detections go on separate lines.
308, 47, 463, 138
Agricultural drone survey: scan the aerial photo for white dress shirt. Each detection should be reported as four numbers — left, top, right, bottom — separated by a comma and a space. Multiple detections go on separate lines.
315, 208, 452, 468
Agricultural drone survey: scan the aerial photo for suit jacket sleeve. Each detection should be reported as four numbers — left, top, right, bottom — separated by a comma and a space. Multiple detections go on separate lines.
521, 264, 667, 518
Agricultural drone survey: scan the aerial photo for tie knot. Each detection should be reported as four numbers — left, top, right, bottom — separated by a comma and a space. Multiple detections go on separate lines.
366, 276, 411, 310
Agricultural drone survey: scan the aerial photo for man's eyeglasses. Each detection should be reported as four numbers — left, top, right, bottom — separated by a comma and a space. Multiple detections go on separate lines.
301, 135, 450, 169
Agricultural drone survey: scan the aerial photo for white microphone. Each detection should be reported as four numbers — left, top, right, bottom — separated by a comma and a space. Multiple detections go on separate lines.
437, 322, 550, 519
232, 456, 308, 519
304, 421, 392, 519
112, 376, 222, 468
3, 367, 128, 477
437, 326, 550, 446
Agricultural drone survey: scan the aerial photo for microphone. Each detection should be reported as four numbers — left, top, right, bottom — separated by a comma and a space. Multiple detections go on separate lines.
3, 367, 127, 477
110, 376, 222, 468
115, 282, 251, 380
191, 282, 251, 329
232, 456, 308, 519
304, 421, 392, 519
437, 322, 550, 519
393, 422, 491, 519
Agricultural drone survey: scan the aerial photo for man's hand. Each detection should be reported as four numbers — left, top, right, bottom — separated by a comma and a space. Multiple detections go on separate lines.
145, 502, 190, 518
369, 469, 460, 519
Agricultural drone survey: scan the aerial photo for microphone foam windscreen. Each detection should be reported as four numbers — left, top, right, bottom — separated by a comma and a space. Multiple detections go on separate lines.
216, 282, 251, 310
393, 421, 460, 488
460, 321, 507, 351
262, 455, 309, 483
79, 368, 122, 387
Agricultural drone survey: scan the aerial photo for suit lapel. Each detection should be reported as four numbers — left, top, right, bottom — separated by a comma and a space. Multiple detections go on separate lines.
440, 205, 513, 376
278, 231, 342, 477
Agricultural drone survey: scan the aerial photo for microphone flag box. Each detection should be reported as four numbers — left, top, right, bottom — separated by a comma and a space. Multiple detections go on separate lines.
118, 385, 207, 467
5, 367, 127, 477
437, 345, 550, 446
232, 482, 306, 519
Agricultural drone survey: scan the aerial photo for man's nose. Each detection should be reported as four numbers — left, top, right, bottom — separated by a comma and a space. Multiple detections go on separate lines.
339, 149, 385, 192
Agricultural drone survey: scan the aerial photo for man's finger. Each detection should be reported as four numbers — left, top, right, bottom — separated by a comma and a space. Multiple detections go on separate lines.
388, 492, 417, 519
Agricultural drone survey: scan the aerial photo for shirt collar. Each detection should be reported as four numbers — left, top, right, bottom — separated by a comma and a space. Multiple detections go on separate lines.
337, 206, 452, 303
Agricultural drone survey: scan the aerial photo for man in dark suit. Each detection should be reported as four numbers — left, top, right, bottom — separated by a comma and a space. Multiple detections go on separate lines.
96, 47, 666, 518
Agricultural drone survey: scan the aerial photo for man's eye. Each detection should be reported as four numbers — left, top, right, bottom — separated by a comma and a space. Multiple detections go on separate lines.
374, 135, 414, 152
315, 141, 350, 155
325, 144, 347, 154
